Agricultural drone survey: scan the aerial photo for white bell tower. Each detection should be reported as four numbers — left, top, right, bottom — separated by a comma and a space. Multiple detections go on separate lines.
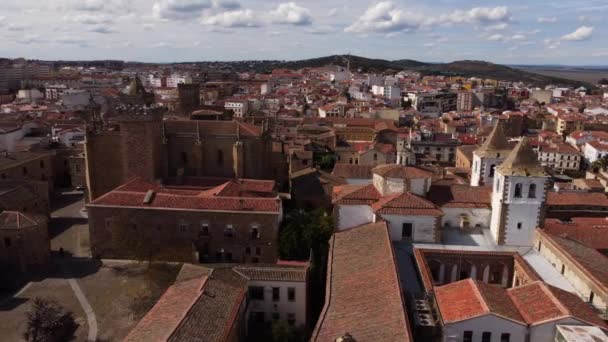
471, 123, 512, 187
490, 137, 548, 246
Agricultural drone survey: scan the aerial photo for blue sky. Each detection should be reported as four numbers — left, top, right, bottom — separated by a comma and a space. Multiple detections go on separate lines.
0, 0, 606, 65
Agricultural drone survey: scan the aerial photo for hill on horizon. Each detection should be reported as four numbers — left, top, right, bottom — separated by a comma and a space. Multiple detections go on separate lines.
264, 55, 593, 88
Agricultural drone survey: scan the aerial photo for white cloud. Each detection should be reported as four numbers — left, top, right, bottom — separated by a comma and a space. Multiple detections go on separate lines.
200, 2, 313, 28
485, 23, 508, 31
269, 2, 312, 26
561, 26, 593, 41
68, 13, 113, 25
544, 38, 560, 49
486, 34, 505, 41
153, 0, 213, 20
201, 9, 261, 27
510, 34, 526, 41
6, 23, 25, 32
65, 0, 133, 14
437, 6, 511, 25
345, 2, 511, 34
538, 16, 557, 23
89, 26, 116, 34
212, 0, 240, 10
345, 2, 424, 33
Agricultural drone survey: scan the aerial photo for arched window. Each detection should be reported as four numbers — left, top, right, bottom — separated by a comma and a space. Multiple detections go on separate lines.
514, 183, 523, 198
528, 184, 537, 198
489, 164, 496, 178
373, 153, 378, 161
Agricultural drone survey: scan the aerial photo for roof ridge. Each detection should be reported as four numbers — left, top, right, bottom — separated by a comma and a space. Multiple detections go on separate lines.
469, 279, 491, 315
537, 282, 570, 317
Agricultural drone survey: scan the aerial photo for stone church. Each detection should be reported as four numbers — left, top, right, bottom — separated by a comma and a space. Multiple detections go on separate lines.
84, 78, 279, 201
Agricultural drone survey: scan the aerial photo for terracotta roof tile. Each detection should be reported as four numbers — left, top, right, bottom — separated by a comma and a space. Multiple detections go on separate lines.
331, 164, 374, 180
428, 184, 491, 208
312, 222, 411, 342
125, 275, 209, 342
539, 230, 608, 292
546, 192, 608, 206
332, 184, 381, 205
89, 178, 281, 213
544, 218, 608, 251
372, 192, 443, 217
372, 164, 433, 179
435, 279, 525, 324
508, 281, 607, 328
233, 266, 308, 282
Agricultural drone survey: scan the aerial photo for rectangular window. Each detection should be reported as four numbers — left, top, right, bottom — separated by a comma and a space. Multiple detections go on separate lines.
4, 237, 11, 247
200, 224, 209, 237
224, 225, 234, 238
179, 223, 188, 233
271, 312, 280, 321
272, 287, 280, 301
249, 286, 264, 300
402, 223, 413, 239
256, 247, 261, 256
287, 313, 296, 326
225, 252, 233, 262
482, 332, 491, 342
500, 333, 510, 342
463, 331, 473, 342
288, 287, 296, 302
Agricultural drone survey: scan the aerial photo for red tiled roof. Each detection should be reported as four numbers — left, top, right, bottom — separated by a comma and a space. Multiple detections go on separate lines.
428, 185, 492, 208
372, 164, 433, 179
332, 184, 381, 205
544, 218, 608, 251
372, 192, 443, 217
435, 279, 525, 324
312, 222, 411, 341
508, 281, 607, 328
124, 275, 209, 342
546, 192, 608, 207
331, 164, 374, 180
538, 230, 608, 292
88, 178, 281, 213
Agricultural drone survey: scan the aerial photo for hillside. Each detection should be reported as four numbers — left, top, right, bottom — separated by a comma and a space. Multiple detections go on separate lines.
416, 60, 591, 88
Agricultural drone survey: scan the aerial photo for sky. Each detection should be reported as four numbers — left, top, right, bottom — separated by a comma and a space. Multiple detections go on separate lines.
0, 0, 606, 65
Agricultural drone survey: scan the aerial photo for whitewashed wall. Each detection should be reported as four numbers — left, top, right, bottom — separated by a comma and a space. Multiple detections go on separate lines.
443, 314, 527, 342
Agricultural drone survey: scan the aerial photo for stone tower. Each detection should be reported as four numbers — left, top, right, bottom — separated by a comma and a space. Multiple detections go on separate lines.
490, 137, 548, 246
471, 123, 512, 187
114, 104, 165, 182
177, 83, 201, 117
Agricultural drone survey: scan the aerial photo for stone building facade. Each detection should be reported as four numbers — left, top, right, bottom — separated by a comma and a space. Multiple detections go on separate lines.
87, 178, 282, 264
0, 211, 50, 273
84, 86, 276, 201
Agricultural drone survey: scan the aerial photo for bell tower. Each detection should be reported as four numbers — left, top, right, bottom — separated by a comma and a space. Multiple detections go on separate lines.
471, 123, 512, 186
490, 137, 548, 246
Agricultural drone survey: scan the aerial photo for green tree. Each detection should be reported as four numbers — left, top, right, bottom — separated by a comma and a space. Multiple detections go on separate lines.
278, 209, 334, 261
591, 156, 608, 172
598, 78, 608, 85
271, 320, 306, 342
23, 298, 77, 342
